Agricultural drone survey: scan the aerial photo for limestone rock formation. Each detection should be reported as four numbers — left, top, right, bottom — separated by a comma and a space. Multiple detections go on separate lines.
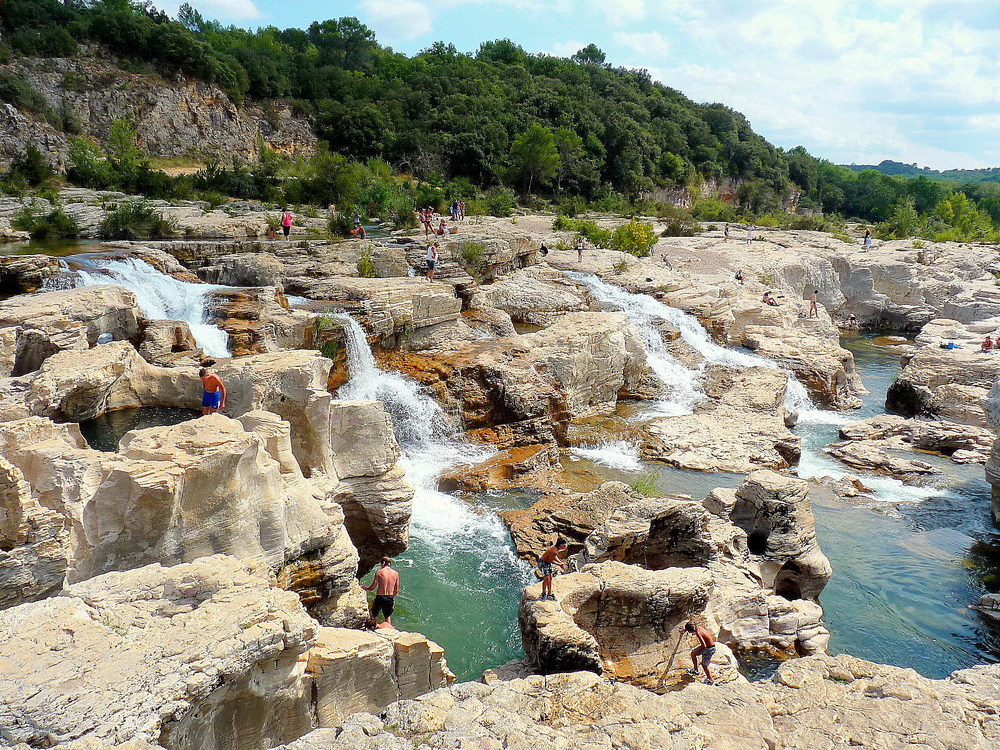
519, 561, 743, 689
278, 657, 1000, 750
0, 55, 315, 170
436, 443, 560, 492
0, 556, 318, 749
0, 254, 60, 293
887, 319, 1000, 426
470, 264, 590, 326
0, 285, 142, 375
826, 440, 942, 478
645, 365, 801, 472
983, 376, 1000, 524
307, 627, 454, 727
839, 413, 994, 462
206, 286, 314, 356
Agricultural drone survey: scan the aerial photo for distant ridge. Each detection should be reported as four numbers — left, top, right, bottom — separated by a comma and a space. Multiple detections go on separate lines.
843, 160, 1000, 184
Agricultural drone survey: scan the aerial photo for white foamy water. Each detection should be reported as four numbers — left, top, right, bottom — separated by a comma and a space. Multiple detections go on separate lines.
333, 313, 510, 544
569, 272, 939, 505
71, 257, 230, 357
570, 440, 643, 473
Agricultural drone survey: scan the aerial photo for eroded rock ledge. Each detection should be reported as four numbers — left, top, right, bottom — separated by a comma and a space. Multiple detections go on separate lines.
279, 656, 1000, 750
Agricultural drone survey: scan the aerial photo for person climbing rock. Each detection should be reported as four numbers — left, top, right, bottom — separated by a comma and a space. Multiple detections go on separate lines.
426, 242, 439, 281
538, 538, 568, 601
809, 289, 819, 318
364, 556, 400, 628
199, 366, 226, 415
280, 208, 293, 239
682, 621, 716, 684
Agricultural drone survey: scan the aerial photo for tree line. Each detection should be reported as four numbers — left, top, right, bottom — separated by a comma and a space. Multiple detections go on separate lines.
0, 0, 998, 241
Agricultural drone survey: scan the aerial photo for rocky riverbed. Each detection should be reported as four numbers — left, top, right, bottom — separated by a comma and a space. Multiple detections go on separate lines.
1, 213, 1000, 748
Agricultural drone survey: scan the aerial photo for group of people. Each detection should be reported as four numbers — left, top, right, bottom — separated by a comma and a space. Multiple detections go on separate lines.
419, 207, 461, 238
723, 223, 757, 244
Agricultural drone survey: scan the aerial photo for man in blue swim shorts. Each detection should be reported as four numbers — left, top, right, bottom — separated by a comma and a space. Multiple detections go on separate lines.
199, 367, 226, 415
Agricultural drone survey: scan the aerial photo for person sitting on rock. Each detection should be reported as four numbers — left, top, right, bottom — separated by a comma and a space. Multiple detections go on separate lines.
762, 291, 779, 306
982, 335, 994, 353
734, 269, 744, 284
682, 621, 716, 684
538, 538, 568, 601
363, 556, 400, 628
199, 367, 226, 416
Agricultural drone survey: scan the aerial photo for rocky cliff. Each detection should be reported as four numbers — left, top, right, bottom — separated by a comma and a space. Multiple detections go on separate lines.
0, 55, 316, 169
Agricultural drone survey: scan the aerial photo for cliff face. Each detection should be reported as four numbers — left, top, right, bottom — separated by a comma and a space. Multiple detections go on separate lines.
0, 54, 317, 169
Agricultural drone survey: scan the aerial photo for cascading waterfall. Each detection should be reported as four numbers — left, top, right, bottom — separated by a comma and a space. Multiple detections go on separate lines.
569, 272, 937, 503
331, 312, 531, 558
68, 257, 230, 357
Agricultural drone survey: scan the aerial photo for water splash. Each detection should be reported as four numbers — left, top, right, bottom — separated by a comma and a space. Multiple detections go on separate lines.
570, 440, 643, 473
69, 257, 230, 357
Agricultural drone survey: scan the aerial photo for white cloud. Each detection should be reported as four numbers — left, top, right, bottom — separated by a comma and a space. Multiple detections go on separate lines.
591, 0, 647, 25
362, 0, 434, 41
633, 0, 1000, 168
613, 30, 668, 58
547, 39, 587, 58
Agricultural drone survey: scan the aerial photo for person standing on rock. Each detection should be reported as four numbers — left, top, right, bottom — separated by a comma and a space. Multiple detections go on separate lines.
724, 223, 730, 240
682, 622, 716, 684
426, 242, 439, 281
538, 538, 568, 601
576, 237, 585, 263
745, 224, 755, 245
199, 367, 226, 415
863, 229, 872, 250
809, 289, 819, 318
364, 557, 400, 628
280, 208, 293, 239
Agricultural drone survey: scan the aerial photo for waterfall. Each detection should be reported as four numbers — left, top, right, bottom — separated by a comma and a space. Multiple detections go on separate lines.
569, 272, 829, 422
332, 313, 531, 558
570, 440, 643, 473
69, 257, 230, 357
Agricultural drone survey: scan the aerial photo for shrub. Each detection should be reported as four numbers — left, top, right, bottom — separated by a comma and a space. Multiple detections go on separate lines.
552, 216, 612, 246
12, 206, 79, 239
612, 257, 630, 274
478, 187, 518, 217
691, 198, 738, 222
458, 241, 486, 271
661, 218, 699, 237
629, 471, 660, 497
6, 145, 53, 187
0, 72, 52, 121
328, 207, 357, 237
610, 219, 658, 257
98, 201, 177, 240
357, 249, 376, 278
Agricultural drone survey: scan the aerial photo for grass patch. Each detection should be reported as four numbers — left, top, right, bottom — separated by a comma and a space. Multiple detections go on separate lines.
629, 471, 661, 497
357, 249, 376, 278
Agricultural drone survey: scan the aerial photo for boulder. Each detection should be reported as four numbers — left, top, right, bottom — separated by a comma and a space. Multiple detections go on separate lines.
501, 481, 643, 559
307, 627, 453, 727
278, 656, 1000, 750
645, 365, 801, 473
0, 556, 318, 749
137, 319, 201, 366
0, 285, 142, 375
197, 252, 285, 288
825, 440, 942, 478
724, 470, 832, 600
0, 254, 61, 294
839, 413, 994, 461
206, 286, 314, 356
437, 443, 560, 493
887, 319, 1000, 427
519, 561, 741, 689
470, 264, 590, 326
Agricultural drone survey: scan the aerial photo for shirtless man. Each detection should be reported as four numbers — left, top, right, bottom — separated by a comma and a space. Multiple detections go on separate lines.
809, 289, 819, 318
538, 538, 568, 601
199, 367, 226, 415
682, 621, 716, 684
983, 335, 994, 353
364, 557, 400, 627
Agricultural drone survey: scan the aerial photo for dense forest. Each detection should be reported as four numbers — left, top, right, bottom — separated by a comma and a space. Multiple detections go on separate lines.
1, 0, 998, 241
845, 161, 1000, 185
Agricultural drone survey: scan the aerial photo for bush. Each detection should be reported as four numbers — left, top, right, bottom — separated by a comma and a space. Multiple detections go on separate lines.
12, 206, 79, 239
98, 201, 177, 240
474, 187, 518, 218
357, 249, 376, 278
458, 241, 486, 273
609, 220, 658, 257
661, 218, 699, 237
691, 198, 738, 222
6, 145, 53, 187
552, 215, 612, 246
328, 207, 357, 237
0, 72, 52, 121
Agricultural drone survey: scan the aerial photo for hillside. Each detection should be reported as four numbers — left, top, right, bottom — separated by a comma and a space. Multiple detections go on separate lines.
845, 160, 1000, 184
0, 0, 998, 235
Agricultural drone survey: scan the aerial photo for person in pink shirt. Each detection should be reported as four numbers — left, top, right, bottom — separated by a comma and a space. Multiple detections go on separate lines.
280, 208, 293, 239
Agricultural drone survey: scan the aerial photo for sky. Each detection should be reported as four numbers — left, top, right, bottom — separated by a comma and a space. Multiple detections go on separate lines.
157, 0, 1000, 170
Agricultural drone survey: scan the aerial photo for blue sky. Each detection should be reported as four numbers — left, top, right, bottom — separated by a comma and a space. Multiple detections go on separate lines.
160, 0, 1000, 170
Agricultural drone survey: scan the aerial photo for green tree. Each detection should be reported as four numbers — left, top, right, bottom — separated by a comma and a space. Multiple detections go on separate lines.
508, 124, 560, 194
572, 44, 606, 66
